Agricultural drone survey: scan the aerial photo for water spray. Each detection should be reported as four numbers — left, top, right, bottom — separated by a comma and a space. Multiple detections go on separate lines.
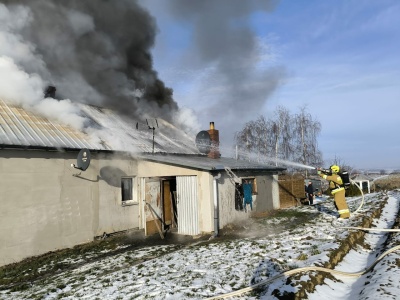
220, 144, 317, 170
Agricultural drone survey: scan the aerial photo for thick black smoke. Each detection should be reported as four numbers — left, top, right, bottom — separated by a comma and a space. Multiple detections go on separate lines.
0, 0, 177, 121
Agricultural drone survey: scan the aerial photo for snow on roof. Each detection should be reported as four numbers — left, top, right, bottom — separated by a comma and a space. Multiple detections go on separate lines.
0, 99, 199, 155
78, 103, 200, 154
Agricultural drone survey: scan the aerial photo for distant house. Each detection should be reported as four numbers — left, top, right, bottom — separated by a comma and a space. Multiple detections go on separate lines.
351, 174, 373, 193
0, 99, 284, 266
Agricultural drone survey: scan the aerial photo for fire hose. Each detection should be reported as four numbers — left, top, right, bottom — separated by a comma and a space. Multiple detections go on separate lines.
350, 178, 365, 214
206, 181, 400, 299
205, 244, 400, 300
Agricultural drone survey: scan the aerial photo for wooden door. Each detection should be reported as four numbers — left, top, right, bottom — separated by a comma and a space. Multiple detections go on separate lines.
163, 180, 173, 227
144, 179, 162, 236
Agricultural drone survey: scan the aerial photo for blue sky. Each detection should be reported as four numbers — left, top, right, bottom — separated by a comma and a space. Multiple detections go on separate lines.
140, 0, 400, 170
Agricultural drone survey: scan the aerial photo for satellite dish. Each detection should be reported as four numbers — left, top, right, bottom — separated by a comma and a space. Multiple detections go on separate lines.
71, 148, 91, 171
195, 131, 211, 154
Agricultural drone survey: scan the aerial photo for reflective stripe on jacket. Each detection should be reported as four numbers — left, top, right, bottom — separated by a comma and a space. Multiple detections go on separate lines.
331, 187, 345, 194
321, 173, 343, 193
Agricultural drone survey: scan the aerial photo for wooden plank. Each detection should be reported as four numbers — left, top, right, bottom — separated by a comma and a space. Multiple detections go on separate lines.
146, 202, 164, 239
163, 181, 172, 226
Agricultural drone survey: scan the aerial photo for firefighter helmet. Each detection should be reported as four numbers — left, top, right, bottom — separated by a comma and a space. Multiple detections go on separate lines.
330, 165, 340, 173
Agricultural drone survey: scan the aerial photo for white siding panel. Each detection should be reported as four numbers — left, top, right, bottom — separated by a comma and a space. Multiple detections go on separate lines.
176, 176, 200, 235
139, 177, 146, 229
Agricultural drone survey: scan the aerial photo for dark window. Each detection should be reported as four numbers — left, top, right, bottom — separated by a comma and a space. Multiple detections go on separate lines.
121, 178, 133, 201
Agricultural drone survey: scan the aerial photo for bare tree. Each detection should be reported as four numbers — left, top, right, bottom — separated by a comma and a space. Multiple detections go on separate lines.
235, 105, 322, 172
293, 105, 323, 175
234, 107, 293, 165
234, 116, 270, 161
254, 115, 270, 161
275, 106, 293, 163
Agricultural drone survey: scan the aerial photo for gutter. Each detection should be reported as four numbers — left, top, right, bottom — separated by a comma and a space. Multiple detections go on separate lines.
213, 172, 221, 237
0, 144, 114, 153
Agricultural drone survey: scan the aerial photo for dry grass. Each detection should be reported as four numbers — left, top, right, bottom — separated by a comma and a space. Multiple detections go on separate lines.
373, 174, 400, 191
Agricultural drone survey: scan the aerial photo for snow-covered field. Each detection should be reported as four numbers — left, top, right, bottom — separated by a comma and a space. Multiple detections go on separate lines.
1, 191, 399, 300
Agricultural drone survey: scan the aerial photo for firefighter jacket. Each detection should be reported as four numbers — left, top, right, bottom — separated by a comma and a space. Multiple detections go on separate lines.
319, 173, 344, 195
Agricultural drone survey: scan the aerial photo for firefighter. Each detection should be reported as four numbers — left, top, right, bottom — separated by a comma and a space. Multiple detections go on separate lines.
318, 165, 350, 219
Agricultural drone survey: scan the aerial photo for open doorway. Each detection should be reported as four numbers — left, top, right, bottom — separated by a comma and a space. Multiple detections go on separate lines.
143, 175, 199, 236
162, 178, 177, 230
143, 177, 178, 236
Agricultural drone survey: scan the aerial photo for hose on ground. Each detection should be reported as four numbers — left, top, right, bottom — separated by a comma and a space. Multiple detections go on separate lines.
206, 243, 400, 300
207, 187, 396, 300
338, 227, 400, 232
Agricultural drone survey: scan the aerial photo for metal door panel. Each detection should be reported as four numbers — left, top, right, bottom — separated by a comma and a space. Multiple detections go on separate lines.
176, 176, 200, 235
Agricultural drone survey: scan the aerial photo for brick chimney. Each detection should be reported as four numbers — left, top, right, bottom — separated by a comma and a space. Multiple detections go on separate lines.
207, 122, 220, 159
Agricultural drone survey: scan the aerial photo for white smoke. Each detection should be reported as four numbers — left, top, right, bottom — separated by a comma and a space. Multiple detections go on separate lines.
0, 1, 201, 151
0, 4, 39, 68
0, 56, 43, 106
174, 106, 201, 136
0, 3, 88, 133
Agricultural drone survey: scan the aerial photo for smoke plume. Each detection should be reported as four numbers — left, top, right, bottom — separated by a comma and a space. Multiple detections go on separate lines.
163, 0, 285, 147
0, 0, 178, 125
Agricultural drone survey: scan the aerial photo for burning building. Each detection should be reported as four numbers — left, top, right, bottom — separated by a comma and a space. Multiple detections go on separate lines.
0, 99, 284, 266
0, 0, 285, 266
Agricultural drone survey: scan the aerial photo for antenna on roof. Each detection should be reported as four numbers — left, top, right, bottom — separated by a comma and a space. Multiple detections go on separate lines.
146, 119, 159, 153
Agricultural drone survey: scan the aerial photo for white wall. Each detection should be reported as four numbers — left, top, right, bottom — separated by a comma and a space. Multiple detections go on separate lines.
0, 149, 281, 266
217, 173, 278, 228
96, 153, 140, 235
137, 161, 214, 233
0, 150, 139, 267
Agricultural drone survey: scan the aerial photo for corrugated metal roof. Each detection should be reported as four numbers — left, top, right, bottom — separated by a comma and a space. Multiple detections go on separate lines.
0, 99, 98, 150
0, 99, 199, 154
0, 99, 285, 172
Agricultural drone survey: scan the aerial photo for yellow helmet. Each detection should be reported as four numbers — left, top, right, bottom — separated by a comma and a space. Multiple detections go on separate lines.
330, 165, 340, 173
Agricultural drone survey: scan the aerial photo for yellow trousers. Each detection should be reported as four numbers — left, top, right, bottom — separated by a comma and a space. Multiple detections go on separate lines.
332, 189, 350, 218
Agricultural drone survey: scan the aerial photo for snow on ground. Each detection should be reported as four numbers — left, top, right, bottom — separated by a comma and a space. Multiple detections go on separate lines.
309, 192, 400, 300
0, 192, 399, 300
